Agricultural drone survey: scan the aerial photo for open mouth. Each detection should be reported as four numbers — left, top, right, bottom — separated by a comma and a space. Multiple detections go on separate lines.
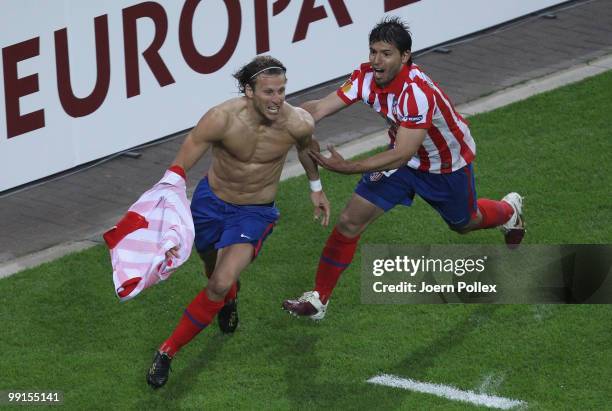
267, 106, 280, 114
373, 67, 386, 82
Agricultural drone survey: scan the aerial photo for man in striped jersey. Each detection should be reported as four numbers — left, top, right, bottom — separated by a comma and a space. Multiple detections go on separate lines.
146, 55, 331, 388
282, 17, 525, 320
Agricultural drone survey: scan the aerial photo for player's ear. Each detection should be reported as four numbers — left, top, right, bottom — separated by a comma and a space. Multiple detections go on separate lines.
245, 83, 254, 98
401, 51, 411, 65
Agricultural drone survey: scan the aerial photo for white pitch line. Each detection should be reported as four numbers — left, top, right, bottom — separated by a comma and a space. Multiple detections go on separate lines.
367, 374, 526, 410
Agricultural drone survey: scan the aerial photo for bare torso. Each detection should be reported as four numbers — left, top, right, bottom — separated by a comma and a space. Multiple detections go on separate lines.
206, 98, 307, 204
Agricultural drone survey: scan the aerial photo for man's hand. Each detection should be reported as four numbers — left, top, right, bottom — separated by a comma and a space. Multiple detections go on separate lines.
310, 190, 331, 226
309, 145, 355, 174
165, 246, 179, 260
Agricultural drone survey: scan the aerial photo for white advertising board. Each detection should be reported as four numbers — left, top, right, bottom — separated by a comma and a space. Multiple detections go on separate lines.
0, 0, 567, 191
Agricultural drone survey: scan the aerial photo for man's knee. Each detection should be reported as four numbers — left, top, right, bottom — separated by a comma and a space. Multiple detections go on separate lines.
206, 274, 234, 298
337, 211, 365, 237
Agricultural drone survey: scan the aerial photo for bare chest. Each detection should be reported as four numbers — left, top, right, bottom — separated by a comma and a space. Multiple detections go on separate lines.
218, 123, 294, 163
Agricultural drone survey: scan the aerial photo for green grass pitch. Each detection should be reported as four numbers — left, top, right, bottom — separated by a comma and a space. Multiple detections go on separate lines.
1, 71, 611, 410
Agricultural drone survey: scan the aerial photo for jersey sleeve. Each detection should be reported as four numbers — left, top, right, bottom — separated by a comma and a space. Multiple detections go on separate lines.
335, 69, 361, 105
395, 82, 435, 129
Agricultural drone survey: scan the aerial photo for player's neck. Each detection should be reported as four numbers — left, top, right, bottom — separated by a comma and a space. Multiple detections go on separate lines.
246, 101, 275, 127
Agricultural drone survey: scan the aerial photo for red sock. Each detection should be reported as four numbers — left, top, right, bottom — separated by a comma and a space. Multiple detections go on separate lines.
477, 198, 514, 228
159, 288, 224, 356
314, 227, 360, 304
224, 282, 238, 303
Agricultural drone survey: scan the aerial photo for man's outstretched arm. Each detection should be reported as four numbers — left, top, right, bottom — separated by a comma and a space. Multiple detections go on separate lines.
301, 91, 348, 122
311, 126, 427, 174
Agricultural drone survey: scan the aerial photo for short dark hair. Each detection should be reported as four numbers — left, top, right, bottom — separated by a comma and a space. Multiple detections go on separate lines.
233, 55, 287, 94
369, 16, 412, 63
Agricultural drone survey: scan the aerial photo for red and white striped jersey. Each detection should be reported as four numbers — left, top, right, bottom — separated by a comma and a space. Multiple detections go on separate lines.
103, 167, 194, 302
336, 63, 476, 173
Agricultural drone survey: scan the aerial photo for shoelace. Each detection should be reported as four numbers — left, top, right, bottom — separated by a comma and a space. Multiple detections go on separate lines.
298, 291, 315, 302
150, 354, 172, 377
502, 196, 524, 231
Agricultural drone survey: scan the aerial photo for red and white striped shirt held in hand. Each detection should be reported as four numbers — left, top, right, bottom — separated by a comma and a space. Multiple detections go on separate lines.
104, 166, 194, 301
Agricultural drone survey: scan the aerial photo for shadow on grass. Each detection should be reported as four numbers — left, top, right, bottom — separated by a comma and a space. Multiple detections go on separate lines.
136, 331, 228, 408
283, 332, 321, 408
389, 305, 501, 381
274, 318, 409, 410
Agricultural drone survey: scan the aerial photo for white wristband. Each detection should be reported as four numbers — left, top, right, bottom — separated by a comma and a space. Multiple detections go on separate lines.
309, 179, 323, 192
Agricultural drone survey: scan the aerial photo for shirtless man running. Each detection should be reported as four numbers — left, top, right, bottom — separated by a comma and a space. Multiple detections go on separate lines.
146, 56, 330, 389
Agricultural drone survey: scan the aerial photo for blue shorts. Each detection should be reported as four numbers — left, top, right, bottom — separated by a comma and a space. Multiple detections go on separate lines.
355, 164, 477, 229
191, 177, 280, 258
